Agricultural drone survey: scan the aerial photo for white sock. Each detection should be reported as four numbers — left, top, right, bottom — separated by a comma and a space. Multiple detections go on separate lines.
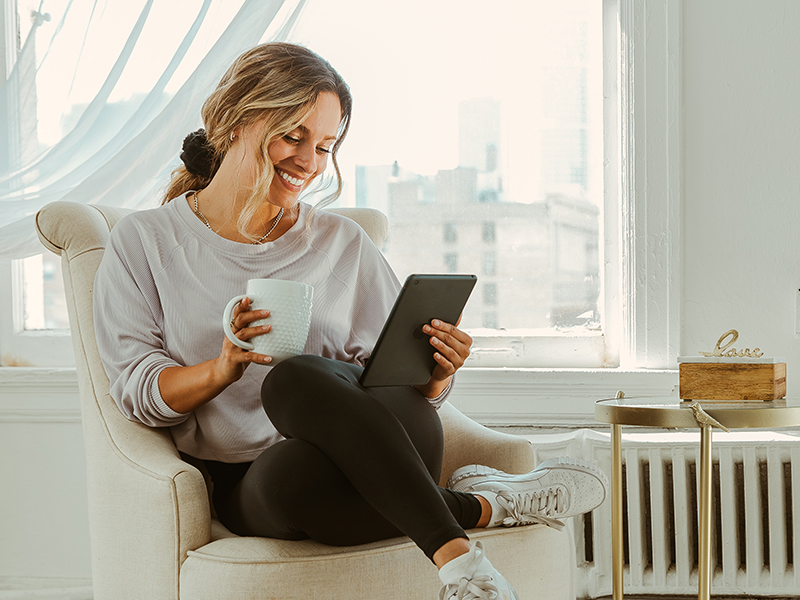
474, 491, 508, 528
438, 546, 475, 583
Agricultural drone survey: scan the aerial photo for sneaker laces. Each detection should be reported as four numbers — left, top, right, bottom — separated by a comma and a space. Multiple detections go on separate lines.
438, 542, 503, 600
439, 576, 502, 599
496, 487, 567, 530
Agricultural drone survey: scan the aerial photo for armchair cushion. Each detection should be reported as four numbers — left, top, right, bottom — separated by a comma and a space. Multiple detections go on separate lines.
180, 526, 571, 599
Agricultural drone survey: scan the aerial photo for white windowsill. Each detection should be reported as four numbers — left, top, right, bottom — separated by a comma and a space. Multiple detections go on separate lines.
0, 366, 78, 389
448, 366, 678, 426
0, 367, 81, 423
0, 366, 678, 427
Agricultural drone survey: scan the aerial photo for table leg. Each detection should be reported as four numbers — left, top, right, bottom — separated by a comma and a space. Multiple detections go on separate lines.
698, 424, 713, 600
611, 423, 624, 600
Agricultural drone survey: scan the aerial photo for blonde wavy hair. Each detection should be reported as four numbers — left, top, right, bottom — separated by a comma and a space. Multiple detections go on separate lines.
162, 43, 352, 241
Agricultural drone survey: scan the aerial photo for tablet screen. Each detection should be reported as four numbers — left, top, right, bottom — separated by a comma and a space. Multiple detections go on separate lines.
359, 274, 477, 387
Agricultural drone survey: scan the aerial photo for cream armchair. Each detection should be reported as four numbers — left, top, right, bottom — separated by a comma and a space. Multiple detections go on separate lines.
35, 200, 575, 600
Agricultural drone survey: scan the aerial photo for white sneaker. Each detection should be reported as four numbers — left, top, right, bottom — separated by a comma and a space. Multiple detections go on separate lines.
438, 541, 519, 600
447, 457, 608, 530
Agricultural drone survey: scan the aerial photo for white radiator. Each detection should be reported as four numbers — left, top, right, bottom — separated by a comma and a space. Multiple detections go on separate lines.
524, 429, 800, 598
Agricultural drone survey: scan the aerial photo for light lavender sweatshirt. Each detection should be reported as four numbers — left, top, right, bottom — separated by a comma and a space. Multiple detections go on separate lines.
93, 197, 443, 462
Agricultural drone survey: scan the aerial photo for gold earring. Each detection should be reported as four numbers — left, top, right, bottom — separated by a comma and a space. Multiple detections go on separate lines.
230, 132, 236, 142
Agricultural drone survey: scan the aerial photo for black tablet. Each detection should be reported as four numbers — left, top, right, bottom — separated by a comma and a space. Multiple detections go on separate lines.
359, 274, 477, 388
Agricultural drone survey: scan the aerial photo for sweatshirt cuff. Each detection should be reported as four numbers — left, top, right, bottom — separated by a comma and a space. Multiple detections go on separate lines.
150, 372, 190, 419
423, 378, 453, 408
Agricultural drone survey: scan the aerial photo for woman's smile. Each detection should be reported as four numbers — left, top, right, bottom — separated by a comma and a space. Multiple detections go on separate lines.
274, 167, 307, 191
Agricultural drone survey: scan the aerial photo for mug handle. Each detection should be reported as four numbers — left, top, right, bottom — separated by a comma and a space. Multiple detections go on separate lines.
222, 295, 255, 351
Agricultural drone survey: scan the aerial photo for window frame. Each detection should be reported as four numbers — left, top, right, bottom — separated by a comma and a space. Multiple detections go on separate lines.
612, 0, 682, 371
0, 0, 682, 420
1, 1, 17, 77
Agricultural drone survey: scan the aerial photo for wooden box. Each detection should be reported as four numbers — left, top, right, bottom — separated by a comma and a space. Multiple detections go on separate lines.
679, 358, 786, 401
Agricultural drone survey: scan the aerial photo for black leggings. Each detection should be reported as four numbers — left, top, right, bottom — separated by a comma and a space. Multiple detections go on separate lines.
203, 355, 482, 561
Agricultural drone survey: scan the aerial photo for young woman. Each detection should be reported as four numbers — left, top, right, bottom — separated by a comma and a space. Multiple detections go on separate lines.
93, 42, 607, 599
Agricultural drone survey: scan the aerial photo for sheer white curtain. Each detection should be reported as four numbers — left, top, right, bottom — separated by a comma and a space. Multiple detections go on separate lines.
0, 0, 307, 259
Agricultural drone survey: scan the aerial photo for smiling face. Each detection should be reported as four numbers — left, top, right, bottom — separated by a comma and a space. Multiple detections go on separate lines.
262, 92, 343, 208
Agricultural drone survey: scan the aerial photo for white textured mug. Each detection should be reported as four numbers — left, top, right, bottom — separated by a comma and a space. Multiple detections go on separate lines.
222, 279, 313, 364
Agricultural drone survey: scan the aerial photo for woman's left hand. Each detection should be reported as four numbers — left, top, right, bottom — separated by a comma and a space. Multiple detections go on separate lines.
414, 318, 472, 399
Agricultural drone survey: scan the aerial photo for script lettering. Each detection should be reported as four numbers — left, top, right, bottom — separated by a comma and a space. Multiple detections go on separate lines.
699, 329, 764, 358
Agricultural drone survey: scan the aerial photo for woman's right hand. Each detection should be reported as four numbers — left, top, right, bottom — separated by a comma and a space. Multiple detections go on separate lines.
158, 296, 273, 414
214, 296, 273, 386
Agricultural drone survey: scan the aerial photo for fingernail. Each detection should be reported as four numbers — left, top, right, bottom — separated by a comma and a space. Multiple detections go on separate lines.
262, 325, 270, 331
432, 319, 441, 327
261, 310, 270, 316
423, 325, 432, 333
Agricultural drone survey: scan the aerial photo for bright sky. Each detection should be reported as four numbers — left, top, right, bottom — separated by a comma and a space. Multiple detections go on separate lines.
21, 0, 602, 204
291, 0, 603, 203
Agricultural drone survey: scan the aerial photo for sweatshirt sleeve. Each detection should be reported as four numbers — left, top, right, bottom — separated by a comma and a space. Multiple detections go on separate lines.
346, 233, 454, 409
344, 235, 400, 368
93, 219, 190, 427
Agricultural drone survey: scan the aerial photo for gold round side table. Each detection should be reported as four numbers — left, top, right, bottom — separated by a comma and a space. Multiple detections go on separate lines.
595, 396, 800, 600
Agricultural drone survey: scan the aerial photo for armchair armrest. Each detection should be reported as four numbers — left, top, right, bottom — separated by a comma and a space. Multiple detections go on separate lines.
438, 401, 536, 487
36, 201, 212, 599
82, 405, 210, 599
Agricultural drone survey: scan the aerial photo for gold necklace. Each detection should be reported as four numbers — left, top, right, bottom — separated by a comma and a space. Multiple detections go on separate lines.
191, 190, 284, 245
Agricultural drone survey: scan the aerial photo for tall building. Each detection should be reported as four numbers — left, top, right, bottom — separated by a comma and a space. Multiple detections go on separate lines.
540, 15, 592, 196
458, 98, 501, 173
459, 98, 504, 204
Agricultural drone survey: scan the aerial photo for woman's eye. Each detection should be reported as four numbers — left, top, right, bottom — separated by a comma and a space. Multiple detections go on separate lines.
317, 147, 332, 155
283, 135, 300, 144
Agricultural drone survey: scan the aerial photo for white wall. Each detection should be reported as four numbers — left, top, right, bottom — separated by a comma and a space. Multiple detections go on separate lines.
681, 0, 800, 391
3, 0, 800, 591
0, 369, 91, 590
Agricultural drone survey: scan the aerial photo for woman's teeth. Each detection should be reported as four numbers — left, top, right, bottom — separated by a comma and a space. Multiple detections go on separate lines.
278, 170, 304, 186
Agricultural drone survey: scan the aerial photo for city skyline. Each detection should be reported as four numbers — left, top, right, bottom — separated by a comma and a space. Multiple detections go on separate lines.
356, 93, 601, 332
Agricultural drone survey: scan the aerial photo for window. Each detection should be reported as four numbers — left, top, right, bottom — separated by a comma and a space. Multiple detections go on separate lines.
308, 0, 606, 367
1, 0, 682, 376
1, 0, 302, 367
21, 254, 69, 330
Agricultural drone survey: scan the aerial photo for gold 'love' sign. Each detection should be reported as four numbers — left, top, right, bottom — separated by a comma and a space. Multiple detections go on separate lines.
699, 329, 764, 358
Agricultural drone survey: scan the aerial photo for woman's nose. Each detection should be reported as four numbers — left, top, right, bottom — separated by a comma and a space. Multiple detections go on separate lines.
294, 142, 316, 174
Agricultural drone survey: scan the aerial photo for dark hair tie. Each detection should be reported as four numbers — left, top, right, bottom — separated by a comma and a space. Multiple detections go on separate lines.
180, 129, 214, 178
